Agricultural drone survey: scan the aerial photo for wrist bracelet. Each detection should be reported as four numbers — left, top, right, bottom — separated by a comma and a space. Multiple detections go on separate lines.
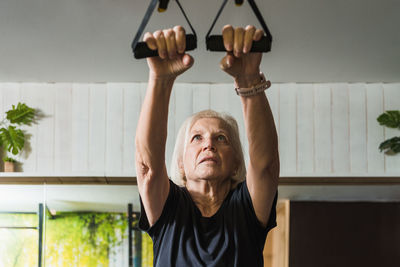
234, 72, 270, 97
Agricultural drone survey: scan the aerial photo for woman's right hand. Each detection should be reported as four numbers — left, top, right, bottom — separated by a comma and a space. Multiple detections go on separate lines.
144, 26, 194, 80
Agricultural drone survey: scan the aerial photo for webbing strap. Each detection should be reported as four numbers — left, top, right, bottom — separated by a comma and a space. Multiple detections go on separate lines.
131, 0, 197, 55
131, 0, 158, 53
206, 0, 272, 42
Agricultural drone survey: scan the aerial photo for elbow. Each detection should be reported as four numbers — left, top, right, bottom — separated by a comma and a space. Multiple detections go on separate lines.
250, 151, 280, 183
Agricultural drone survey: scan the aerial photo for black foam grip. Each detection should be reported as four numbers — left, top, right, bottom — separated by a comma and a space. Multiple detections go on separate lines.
206, 35, 271, 53
134, 34, 197, 59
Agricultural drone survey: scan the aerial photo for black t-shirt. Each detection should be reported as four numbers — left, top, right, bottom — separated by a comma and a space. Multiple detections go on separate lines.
139, 180, 278, 267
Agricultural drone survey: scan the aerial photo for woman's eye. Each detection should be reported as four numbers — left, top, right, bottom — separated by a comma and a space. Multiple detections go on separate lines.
217, 135, 227, 142
192, 135, 202, 141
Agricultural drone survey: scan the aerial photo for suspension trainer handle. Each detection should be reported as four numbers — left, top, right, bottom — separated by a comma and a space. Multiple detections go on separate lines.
206, 0, 273, 53
131, 0, 198, 59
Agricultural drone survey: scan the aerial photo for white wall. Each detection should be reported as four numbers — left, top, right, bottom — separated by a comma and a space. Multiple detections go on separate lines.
1, 82, 399, 176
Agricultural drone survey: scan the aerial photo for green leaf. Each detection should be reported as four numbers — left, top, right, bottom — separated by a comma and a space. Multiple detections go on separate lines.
6, 102, 36, 125
377, 110, 400, 129
0, 126, 25, 155
379, 136, 400, 154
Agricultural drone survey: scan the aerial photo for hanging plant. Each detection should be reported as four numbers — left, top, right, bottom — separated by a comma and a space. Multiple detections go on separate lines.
377, 110, 400, 154
0, 102, 36, 162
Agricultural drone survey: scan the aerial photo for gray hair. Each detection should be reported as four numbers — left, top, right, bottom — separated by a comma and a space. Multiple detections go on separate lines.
170, 110, 246, 188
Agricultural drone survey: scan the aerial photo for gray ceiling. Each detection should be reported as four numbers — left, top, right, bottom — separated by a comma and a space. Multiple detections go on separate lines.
0, 0, 399, 83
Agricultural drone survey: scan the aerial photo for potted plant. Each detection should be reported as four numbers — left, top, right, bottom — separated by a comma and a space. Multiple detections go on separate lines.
377, 110, 400, 155
3, 156, 17, 172
0, 102, 36, 171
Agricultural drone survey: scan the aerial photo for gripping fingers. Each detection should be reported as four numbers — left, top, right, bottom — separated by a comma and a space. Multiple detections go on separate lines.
174, 26, 186, 54
154, 30, 167, 59
254, 29, 264, 42
243, 25, 256, 54
143, 32, 157, 51
233, 27, 245, 58
222, 25, 234, 52
163, 29, 177, 59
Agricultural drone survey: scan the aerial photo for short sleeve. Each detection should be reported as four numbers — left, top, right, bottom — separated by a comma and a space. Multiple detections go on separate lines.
138, 180, 178, 237
236, 181, 278, 239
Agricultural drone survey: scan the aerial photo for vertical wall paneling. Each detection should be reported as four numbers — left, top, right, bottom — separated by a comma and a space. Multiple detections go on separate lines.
227, 86, 247, 164
267, 84, 280, 140
210, 84, 231, 113
279, 84, 297, 174
105, 84, 124, 174
174, 83, 193, 136
71, 84, 90, 172
88, 84, 107, 173
365, 84, 385, 173
383, 84, 400, 173
4, 84, 23, 166
20, 83, 38, 172
348, 84, 367, 173
1, 82, 399, 177
54, 84, 73, 172
297, 84, 314, 174
331, 84, 350, 174
192, 84, 210, 113
314, 84, 332, 173
35, 84, 55, 172
166, 88, 176, 175
123, 84, 141, 175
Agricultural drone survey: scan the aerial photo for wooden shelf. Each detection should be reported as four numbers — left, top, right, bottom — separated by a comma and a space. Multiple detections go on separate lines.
0, 174, 399, 185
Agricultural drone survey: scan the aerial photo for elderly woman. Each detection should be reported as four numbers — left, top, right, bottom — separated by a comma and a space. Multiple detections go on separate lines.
135, 24, 279, 266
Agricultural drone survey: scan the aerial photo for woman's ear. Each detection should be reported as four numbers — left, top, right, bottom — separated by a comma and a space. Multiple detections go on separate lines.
178, 159, 185, 175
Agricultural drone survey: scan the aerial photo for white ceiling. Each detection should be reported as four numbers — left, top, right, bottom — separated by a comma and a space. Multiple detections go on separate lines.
0, 0, 399, 83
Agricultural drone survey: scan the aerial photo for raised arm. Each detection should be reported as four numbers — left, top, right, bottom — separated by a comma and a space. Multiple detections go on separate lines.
135, 26, 194, 227
220, 25, 279, 227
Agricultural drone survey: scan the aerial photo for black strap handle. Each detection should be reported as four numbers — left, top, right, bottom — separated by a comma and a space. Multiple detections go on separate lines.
131, 0, 197, 59
134, 34, 197, 59
206, 0, 272, 53
206, 35, 271, 52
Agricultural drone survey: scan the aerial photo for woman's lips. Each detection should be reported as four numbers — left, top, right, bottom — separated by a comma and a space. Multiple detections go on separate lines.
200, 157, 218, 164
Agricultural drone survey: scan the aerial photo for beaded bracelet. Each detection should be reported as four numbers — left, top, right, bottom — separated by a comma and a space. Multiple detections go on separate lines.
234, 72, 270, 97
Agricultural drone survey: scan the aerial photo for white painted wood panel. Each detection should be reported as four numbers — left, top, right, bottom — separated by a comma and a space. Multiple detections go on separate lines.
297, 84, 314, 173
19, 83, 38, 172
210, 84, 231, 113
105, 84, 124, 174
383, 84, 400, 174
35, 84, 55, 172
331, 84, 350, 174
279, 84, 297, 174
314, 84, 332, 173
365, 84, 385, 173
54, 84, 72, 173
71, 84, 89, 172
1, 82, 399, 177
192, 84, 210, 113
123, 84, 141, 175
174, 83, 193, 137
226, 86, 247, 164
349, 84, 367, 173
89, 84, 106, 172
267, 84, 280, 143
166, 89, 176, 175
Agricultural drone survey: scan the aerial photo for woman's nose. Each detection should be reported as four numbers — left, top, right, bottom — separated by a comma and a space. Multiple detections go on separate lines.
202, 138, 216, 151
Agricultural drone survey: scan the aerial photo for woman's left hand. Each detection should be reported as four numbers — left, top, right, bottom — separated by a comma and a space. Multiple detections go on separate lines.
219, 25, 264, 87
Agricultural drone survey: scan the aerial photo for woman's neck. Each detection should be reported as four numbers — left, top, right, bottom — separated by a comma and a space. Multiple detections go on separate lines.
186, 178, 231, 217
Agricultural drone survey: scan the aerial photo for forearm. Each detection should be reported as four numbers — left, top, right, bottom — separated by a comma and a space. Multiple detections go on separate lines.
135, 75, 175, 173
237, 77, 279, 173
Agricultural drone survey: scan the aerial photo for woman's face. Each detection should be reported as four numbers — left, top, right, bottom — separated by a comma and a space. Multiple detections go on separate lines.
182, 118, 237, 183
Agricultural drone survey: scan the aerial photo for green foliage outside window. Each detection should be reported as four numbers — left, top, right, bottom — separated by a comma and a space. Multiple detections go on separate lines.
0, 212, 154, 266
